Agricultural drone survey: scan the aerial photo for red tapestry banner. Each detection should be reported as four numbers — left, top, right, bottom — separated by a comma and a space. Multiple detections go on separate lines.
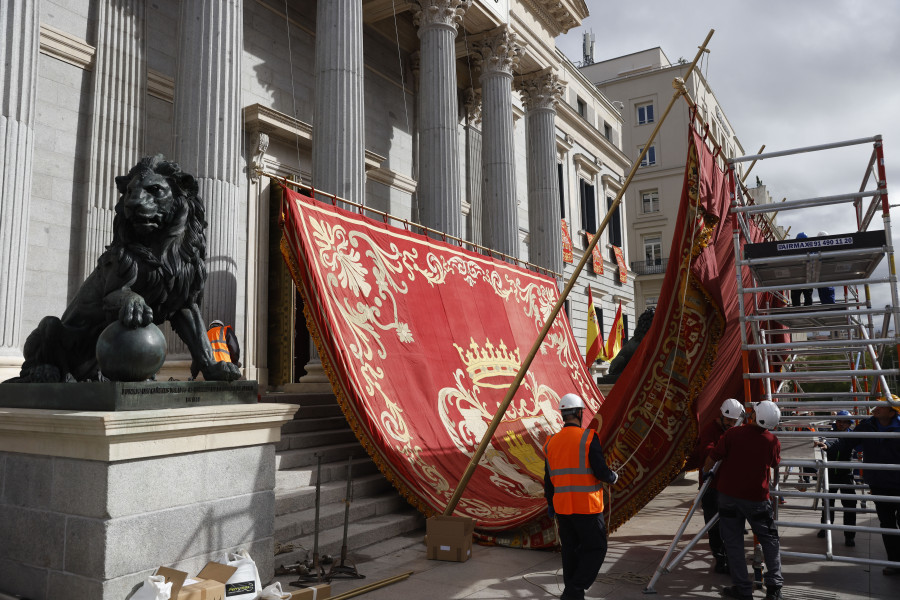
561, 219, 574, 264
585, 232, 604, 275
281, 188, 604, 532
612, 245, 628, 284
593, 125, 764, 532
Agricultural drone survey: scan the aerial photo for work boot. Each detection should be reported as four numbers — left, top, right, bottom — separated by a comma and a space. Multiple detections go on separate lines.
844, 536, 855, 547
714, 555, 729, 574
720, 585, 753, 599
816, 529, 826, 538
764, 586, 784, 600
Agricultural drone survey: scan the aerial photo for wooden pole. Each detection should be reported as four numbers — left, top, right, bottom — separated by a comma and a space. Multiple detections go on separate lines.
442, 29, 716, 516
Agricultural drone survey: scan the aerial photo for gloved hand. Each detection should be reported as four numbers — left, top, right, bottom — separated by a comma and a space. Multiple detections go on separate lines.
547, 504, 555, 519
610, 471, 619, 485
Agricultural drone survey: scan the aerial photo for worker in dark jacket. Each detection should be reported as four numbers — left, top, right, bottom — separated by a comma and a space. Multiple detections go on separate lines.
826, 402, 900, 574
544, 393, 619, 600
190, 320, 241, 379
692, 398, 745, 573
814, 411, 857, 546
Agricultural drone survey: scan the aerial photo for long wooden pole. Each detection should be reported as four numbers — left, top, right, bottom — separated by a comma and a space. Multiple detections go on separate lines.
442, 29, 716, 516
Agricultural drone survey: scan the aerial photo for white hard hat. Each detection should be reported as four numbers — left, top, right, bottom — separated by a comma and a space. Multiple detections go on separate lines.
754, 401, 781, 430
209, 319, 225, 328
720, 398, 745, 419
817, 230, 829, 237
559, 393, 585, 411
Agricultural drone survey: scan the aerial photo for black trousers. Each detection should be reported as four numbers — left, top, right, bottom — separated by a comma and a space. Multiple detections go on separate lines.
870, 486, 900, 562
701, 486, 725, 558
820, 482, 856, 539
557, 512, 608, 600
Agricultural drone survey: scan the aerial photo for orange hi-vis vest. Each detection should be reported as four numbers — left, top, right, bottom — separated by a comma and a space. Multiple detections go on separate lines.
544, 426, 604, 515
207, 325, 232, 363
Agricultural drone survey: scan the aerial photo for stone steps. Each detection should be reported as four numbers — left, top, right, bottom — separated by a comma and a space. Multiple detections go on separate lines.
268, 389, 425, 569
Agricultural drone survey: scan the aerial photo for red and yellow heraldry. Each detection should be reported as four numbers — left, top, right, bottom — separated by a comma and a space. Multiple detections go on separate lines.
281, 188, 603, 533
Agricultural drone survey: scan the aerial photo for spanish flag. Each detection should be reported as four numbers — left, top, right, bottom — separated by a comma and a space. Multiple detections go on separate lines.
585, 286, 602, 366
602, 302, 624, 361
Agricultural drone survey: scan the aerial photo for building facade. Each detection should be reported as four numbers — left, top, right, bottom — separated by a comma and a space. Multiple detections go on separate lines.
581, 48, 748, 315
0, 0, 634, 386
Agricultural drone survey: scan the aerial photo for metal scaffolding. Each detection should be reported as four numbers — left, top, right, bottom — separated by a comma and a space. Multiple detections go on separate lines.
645, 135, 900, 593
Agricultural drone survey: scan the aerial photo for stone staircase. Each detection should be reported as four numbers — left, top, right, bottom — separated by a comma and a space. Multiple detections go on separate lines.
263, 391, 424, 567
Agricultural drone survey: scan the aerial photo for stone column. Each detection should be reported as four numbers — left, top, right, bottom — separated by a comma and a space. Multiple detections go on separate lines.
463, 88, 483, 245
0, 1, 39, 380
173, 0, 242, 328
312, 0, 365, 208
82, 0, 147, 279
412, 0, 470, 238
474, 25, 521, 259
518, 70, 563, 273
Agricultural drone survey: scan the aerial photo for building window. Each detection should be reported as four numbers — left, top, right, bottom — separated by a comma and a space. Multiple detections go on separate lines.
577, 97, 587, 118
603, 122, 612, 141
641, 190, 659, 213
580, 179, 596, 235
558, 162, 566, 219
607, 195, 622, 262
623, 313, 629, 342
637, 102, 654, 125
643, 234, 662, 265
639, 145, 657, 167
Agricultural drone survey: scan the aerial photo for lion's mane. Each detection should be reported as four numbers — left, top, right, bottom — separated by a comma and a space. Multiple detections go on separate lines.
110, 155, 208, 323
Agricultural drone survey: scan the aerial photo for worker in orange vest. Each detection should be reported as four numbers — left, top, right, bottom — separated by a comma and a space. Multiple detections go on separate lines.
191, 320, 241, 379
543, 393, 619, 600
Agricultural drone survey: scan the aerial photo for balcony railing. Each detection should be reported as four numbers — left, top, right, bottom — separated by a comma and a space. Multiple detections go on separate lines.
631, 258, 668, 275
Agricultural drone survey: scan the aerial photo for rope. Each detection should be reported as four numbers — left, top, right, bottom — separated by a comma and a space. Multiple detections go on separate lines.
390, 0, 411, 137
283, 0, 303, 173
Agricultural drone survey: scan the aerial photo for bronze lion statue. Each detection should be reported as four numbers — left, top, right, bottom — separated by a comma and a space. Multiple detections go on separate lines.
9, 155, 240, 383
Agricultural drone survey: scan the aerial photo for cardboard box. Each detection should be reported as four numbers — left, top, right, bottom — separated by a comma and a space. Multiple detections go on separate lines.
289, 583, 331, 599
426, 515, 474, 562
156, 562, 237, 600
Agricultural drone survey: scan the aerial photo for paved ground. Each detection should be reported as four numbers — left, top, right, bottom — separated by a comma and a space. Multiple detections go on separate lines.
271, 439, 897, 599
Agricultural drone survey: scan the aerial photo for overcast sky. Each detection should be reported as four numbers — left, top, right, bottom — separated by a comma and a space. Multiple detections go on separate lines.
556, 0, 900, 308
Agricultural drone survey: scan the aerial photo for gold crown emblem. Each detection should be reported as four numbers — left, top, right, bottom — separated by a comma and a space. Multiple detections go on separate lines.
454, 338, 521, 388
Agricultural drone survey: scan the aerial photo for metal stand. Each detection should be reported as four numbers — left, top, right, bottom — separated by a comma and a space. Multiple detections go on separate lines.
291, 456, 327, 587
328, 457, 365, 581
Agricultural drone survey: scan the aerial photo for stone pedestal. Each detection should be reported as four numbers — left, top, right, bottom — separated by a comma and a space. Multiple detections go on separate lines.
0, 401, 298, 600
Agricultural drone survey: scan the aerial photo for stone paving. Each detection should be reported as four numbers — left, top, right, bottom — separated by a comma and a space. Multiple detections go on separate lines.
271, 439, 897, 599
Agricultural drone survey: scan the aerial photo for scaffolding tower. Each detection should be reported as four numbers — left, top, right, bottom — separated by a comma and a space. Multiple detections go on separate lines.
644, 135, 900, 593
730, 135, 900, 572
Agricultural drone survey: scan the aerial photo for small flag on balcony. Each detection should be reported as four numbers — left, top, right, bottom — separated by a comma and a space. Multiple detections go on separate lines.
585, 232, 604, 274
585, 286, 602, 365
612, 245, 628, 284
561, 219, 574, 264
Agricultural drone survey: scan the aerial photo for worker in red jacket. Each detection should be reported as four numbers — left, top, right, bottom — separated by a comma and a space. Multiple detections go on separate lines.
544, 393, 619, 600
694, 398, 745, 574
704, 401, 783, 600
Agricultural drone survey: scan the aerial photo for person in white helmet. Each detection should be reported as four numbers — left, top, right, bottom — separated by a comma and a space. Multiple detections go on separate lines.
692, 398, 745, 574
704, 401, 783, 600
544, 393, 619, 600
815, 231, 835, 304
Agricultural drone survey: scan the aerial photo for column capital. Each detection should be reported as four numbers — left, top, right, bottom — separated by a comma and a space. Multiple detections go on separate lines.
516, 69, 563, 112
473, 25, 522, 79
413, 0, 471, 32
463, 87, 482, 125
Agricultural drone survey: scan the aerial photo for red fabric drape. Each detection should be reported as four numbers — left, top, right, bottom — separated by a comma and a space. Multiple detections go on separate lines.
281, 189, 603, 536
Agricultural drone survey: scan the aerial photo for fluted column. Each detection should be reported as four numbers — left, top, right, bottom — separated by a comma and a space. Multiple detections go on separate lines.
518, 70, 563, 273
474, 25, 521, 259
83, 0, 146, 279
413, 0, 470, 238
174, 0, 242, 327
0, 0, 39, 377
463, 88, 483, 245
312, 0, 365, 208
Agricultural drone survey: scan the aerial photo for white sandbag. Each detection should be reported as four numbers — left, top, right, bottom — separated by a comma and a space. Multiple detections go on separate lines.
258, 582, 292, 600
131, 575, 171, 600
219, 549, 262, 600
